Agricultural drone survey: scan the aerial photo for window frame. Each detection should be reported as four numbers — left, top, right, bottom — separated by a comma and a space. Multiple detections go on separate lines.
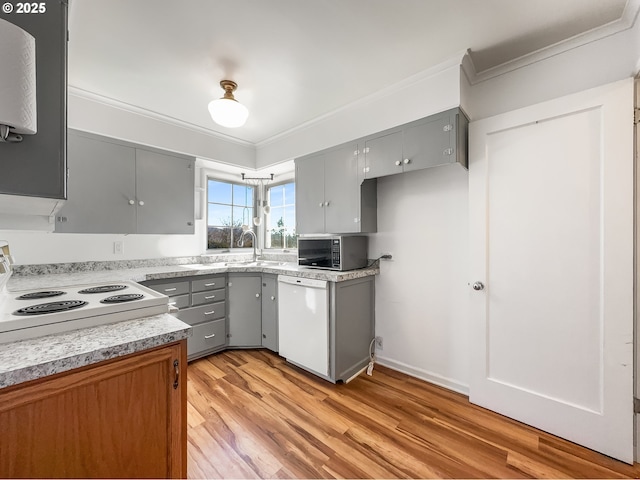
206, 176, 257, 251
264, 180, 297, 250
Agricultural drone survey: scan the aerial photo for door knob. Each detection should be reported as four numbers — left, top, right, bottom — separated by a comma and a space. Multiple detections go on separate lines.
472, 281, 485, 291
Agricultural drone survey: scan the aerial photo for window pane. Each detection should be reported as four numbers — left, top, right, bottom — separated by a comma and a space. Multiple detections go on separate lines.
208, 204, 232, 226
207, 178, 255, 250
208, 180, 232, 204
284, 205, 295, 229
207, 226, 231, 249
233, 184, 254, 207
269, 185, 284, 205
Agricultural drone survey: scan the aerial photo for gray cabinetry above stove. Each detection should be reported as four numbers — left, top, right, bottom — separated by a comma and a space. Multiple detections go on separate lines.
55, 130, 195, 234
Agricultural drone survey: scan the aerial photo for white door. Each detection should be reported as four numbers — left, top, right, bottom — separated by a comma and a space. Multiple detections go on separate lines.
468, 78, 634, 463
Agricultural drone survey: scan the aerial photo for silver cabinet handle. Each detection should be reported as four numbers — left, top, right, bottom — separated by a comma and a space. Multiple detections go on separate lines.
403, 158, 410, 164
255, 293, 260, 298
319, 202, 324, 207
204, 310, 215, 315
472, 282, 485, 291
128, 199, 135, 205
270, 296, 275, 301
138, 200, 145, 206
204, 333, 216, 339
204, 282, 216, 287
168, 301, 177, 306
164, 287, 177, 292
395, 160, 401, 166
204, 295, 216, 299
325, 201, 330, 207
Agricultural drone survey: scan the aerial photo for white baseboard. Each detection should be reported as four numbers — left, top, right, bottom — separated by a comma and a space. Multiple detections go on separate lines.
375, 356, 469, 396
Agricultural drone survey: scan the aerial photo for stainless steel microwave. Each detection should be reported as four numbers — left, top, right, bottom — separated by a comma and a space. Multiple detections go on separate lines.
297, 236, 368, 271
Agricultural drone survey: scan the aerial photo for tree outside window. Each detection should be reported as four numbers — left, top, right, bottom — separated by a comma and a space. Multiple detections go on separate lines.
266, 182, 297, 249
207, 179, 255, 250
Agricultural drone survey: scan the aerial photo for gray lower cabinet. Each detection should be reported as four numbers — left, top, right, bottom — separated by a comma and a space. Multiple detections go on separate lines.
330, 276, 375, 382
261, 275, 278, 352
141, 274, 227, 361
227, 274, 262, 347
55, 130, 195, 234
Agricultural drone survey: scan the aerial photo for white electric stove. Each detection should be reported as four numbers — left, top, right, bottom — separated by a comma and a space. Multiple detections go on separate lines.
0, 281, 169, 343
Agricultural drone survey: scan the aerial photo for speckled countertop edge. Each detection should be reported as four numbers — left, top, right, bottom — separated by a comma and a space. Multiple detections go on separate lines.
7, 262, 379, 292
0, 313, 191, 389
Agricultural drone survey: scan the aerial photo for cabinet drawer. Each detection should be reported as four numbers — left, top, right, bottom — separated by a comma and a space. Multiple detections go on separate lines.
176, 303, 225, 325
144, 279, 190, 296
192, 275, 225, 293
168, 294, 190, 310
188, 319, 226, 356
192, 289, 226, 306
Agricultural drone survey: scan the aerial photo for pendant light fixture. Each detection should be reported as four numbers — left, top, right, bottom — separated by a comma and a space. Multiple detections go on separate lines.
208, 80, 249, 128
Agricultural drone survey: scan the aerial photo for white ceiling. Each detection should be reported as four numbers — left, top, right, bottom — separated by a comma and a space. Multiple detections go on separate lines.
68, 0, 634, 146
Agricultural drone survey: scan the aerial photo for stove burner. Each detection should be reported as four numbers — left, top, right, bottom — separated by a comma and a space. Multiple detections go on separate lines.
13, 300, 88, 316
16, 291, 66, 300
100, 294, 144, 304
78, 285, 128, 294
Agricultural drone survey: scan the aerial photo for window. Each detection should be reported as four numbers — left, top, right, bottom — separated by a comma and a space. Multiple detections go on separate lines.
266, 182, 297, 249
207, 179, 255, 250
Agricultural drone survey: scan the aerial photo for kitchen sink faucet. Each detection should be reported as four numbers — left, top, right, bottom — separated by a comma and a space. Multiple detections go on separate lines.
238, 229, 258, 262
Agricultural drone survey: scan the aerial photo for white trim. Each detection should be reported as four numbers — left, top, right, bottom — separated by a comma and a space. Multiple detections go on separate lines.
255, 51, 468, 149
375, 355, 469, 396
463, 0, 640, 84
68, 86, 255, 148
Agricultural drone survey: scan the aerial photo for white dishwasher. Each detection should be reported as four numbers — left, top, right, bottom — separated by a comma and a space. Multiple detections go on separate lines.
278, 275, 329, 377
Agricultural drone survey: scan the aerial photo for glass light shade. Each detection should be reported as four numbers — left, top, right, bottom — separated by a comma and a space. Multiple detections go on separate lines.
208, 97, 249, 128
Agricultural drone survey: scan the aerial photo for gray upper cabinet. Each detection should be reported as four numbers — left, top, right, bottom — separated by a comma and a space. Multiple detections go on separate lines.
135, 149, 195, 234
0, 2, 67, 201
363, 130, 403, 178
295, 142, 377, 235
364, 108, 469, 179
56, 131, 195, 234
227, 274, 262, 348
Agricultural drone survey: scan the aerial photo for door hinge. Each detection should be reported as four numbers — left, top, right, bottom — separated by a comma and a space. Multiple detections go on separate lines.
634, 108, 640, 125
634, 397, 640, 413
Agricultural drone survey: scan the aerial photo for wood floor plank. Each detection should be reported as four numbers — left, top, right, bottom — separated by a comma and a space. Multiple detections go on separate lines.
186, 350, 640, 479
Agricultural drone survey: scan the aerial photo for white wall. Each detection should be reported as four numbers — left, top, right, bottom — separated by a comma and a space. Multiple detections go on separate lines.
368, 165, 470, 393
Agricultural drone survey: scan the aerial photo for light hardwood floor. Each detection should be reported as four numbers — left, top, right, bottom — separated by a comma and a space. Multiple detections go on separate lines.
186, 350, 640, 478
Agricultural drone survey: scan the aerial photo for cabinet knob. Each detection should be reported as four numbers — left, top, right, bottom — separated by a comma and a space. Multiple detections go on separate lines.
472, 281, 485, 291
270, 295, 275, 301
128, 199, 135, 205
256, 293, 260, 298
319, 202, 324, 208
263, 333, 267, 338
403, 158, 410, 164
138, 200, 145, 206
395, 160, 401, 166
325, 201, 330, 207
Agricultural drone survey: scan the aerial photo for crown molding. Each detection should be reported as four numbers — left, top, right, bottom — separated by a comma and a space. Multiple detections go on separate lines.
254, 50, 468, 149
67, 85, 255, 148
462, 0, 640, 84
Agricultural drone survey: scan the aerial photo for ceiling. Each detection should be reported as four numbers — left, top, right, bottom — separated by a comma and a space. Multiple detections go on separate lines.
67, 0, 634, 146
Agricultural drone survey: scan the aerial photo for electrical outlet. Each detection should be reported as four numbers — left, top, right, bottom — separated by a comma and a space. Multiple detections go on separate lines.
113, 241, 124, 255
375, 336, 383, 350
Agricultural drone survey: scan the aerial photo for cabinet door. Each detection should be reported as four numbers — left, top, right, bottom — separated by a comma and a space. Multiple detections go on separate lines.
261, 275, 278, 352
135, 149, 195, 234
0, 3, 67, 200
0, 342, 186, 478
295, 155, 326, 234
402, 112, 454, 172
324, 144, 361, 233
227, 275, 262, 347
56, 132, 137, 233
364, 130, 403, 178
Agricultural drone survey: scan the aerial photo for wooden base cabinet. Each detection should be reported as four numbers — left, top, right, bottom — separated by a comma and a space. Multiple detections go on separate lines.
0, 341, 187, 479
